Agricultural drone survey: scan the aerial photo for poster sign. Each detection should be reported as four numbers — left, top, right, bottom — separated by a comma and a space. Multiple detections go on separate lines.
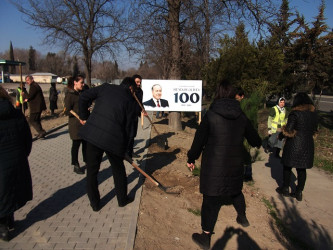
141, 79, 202, 112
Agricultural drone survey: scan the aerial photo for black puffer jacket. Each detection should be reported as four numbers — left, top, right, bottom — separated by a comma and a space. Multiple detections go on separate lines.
187, 98, 262, 196
0, 98, 32, 217
78, 83, 136, 157
281, 104, 318, 169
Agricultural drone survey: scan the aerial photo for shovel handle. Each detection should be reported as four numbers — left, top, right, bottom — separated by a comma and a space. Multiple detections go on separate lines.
124, 156, 159, 187
70, 110, 80, 120
132, 91, 160, 136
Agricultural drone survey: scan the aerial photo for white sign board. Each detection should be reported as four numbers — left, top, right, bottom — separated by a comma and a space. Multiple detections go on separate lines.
142, 79, 202, 112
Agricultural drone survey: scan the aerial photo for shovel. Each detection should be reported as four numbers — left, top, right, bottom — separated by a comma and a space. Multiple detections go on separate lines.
131, 91, 168, 150
124, 155, 180, 195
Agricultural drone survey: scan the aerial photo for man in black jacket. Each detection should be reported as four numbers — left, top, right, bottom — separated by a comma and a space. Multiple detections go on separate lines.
126, 74, 144, 158
25, 75, 47, 139
78, 77, 136, 211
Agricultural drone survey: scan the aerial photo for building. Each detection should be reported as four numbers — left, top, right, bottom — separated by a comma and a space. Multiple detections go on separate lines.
10, 72, 58, 84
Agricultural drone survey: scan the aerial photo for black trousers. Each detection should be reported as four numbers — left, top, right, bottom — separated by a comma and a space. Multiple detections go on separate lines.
126, 137, 135, 157
86, 141, 128, 207
71, 139, 87, 165
29, 112, 45, 134
201, 192, 246, 233
283, 166, 307, 192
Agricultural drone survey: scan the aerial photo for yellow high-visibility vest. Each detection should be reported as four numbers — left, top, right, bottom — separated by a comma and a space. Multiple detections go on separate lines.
271, 106, 286, 133
16, 88, 23, 104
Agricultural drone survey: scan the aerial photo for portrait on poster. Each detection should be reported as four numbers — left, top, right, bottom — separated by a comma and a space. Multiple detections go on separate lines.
142, 80, 202, 112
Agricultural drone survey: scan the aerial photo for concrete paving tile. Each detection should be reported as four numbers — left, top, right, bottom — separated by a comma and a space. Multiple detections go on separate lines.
9, 242, 36, 249
74, 242, 96, 249
54, 242, 77, 249
0, 242, 18, 249
73, 226, 94, 232
55, 226, 76, 232
33, 242, 56, 249
68, 237, 88, 244
48, 235, 70, 243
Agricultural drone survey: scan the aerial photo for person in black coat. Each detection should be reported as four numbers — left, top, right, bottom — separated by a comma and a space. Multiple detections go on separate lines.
125, 74, 144, 158
64, 75, 87, 175
276, 93, 318, 201
187, 80, 262, 249
0, 86, 33, 241
49, 82, 58, 115
25, 75, 47, 139
78, 77, 137, 211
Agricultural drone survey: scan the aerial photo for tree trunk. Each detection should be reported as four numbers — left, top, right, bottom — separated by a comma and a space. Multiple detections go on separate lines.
167, 0, 182, 131
168, 112, 182, 131
83, 49, 92, 87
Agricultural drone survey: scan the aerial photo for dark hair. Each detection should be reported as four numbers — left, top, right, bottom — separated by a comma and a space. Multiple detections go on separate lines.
292, 92, 314, 108
214, 79, 237, 100
0, 85, 12, 102
120, 77, 136, 90
132, 74, 142, 80
67, 74, 85, 90
235, 87, 244, 97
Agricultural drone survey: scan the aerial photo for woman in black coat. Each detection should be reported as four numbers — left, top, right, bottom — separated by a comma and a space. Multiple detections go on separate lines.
0, 86, 32, 241
64, 75, 86, 175
276, 93, 318, 201
187, 80, 262, 249
49, 82, 58, 115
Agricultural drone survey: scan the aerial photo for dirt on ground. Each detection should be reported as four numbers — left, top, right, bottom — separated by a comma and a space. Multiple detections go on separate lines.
38, 106, 331, 250
133, 114, 288, 250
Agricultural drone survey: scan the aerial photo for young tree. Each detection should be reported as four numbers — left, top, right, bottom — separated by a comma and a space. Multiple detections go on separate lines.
13, 0, 130, 86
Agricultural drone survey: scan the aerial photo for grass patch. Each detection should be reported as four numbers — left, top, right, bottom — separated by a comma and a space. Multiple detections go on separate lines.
245, 180, 255, 186
191, 166, 200, 176
314, 156, 333, 173
187, 208, 201, 216
261, 197, 314, 250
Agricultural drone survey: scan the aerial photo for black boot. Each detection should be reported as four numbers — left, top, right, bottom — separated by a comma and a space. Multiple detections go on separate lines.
192, 231, 212, 249
73, 163, 85, 175
0, 223, 9, 242
276, 186, 289, 197
7, 213, 14, 231
291, 189, 303, 201
236, 214, 250, 227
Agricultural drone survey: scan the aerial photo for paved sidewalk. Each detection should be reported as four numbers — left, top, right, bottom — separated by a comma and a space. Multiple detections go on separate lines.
0, 118, 152, 249
253, 150, 333, 249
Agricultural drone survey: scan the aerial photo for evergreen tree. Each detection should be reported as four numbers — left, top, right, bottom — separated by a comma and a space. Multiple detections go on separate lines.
28, 46, 36, 71
292, 1, 331, 94
9, 41, 16, 74
266, 0, 297, 97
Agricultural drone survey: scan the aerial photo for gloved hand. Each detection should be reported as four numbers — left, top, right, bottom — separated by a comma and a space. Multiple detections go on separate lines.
268, 130, 272, 135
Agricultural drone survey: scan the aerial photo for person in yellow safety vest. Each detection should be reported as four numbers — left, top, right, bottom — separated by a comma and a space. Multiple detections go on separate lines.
267, 97, 287, 158
15, 83, 28, 114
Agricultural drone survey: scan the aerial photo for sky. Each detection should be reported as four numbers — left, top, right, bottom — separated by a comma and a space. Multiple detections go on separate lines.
0, 0, 332, 70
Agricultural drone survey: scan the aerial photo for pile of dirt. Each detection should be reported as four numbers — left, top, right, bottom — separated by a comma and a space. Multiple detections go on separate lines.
134, 115, 287, 249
